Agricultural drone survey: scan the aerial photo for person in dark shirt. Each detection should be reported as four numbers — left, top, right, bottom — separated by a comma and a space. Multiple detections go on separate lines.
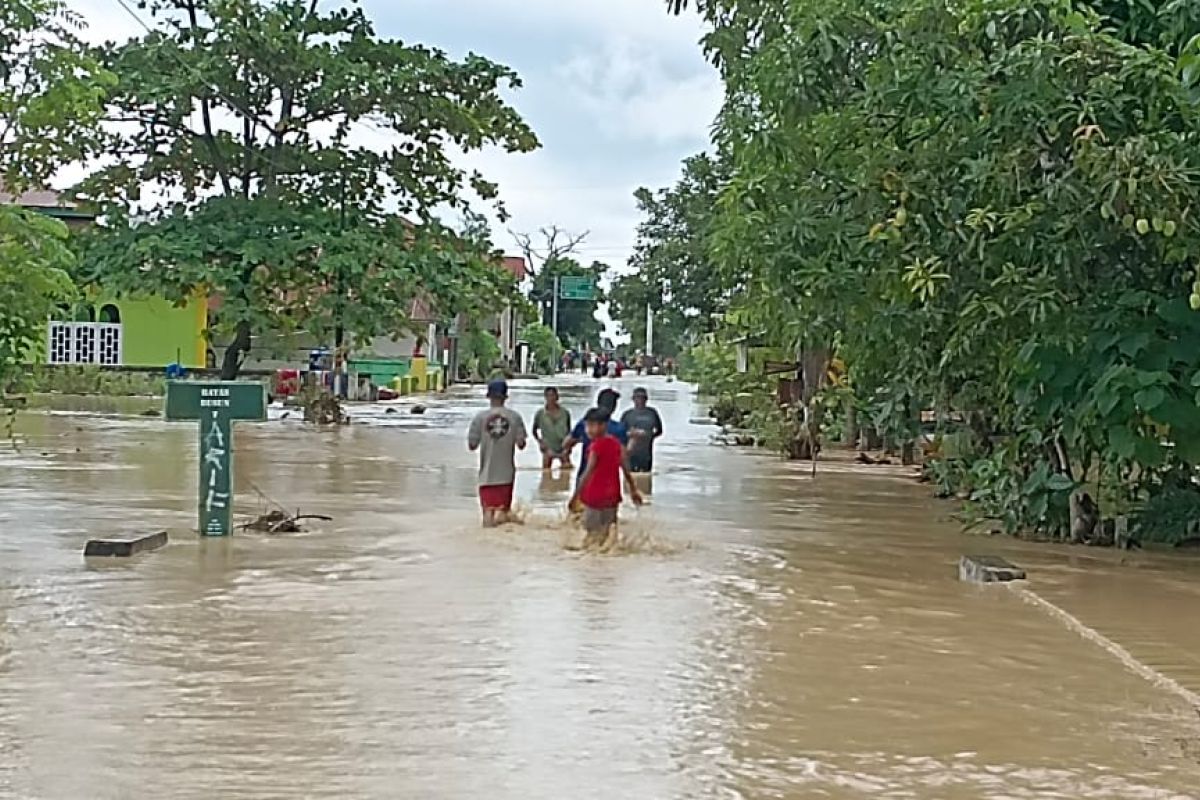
562, 389, 628, 512
620, 387, 664, 473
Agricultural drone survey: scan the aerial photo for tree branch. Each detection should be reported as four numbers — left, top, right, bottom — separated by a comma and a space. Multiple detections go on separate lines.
185, 0, 233, 195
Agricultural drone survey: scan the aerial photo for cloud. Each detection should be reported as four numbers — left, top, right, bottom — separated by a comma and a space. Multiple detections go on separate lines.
557, 38, 721, 146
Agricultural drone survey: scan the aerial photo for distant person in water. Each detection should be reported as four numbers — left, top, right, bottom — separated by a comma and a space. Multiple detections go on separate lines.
569, 407, 643, 548
621, 387, 664, 474
467, 379, 527, 527
533, 386, 572, 470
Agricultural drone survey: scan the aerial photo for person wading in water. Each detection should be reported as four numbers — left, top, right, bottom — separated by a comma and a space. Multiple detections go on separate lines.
621, 387, 664, 475
532, 386, 572, 470
467, 379, 527, 527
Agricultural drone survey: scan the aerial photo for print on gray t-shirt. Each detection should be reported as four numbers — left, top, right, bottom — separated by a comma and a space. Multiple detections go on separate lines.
621, 407, 663, 455
468, 407, 527, 487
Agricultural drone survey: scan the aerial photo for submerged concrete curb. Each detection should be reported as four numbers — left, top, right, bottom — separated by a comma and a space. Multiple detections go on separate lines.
84, 531, 169, 558
959, 555, 1026, 583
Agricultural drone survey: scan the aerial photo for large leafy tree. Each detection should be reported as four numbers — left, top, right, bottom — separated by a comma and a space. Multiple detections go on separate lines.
1, 0, 112, 394
667, 0, 1200, 538
609, 152, 729, 356
78, 0, 538, 378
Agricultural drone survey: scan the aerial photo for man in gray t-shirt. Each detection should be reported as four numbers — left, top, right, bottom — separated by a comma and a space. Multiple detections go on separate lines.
620, 387, 663, 473
468, 379, 527, 526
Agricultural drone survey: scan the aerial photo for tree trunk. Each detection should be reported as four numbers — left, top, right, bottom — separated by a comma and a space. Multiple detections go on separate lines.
842, 400, 858, 448
219, 320, 252, 380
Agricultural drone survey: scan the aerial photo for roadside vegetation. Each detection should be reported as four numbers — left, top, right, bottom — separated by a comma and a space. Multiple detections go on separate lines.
620, 0, 1200, 546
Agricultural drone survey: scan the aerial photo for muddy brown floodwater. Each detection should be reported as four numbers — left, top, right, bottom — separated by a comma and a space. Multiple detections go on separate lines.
2, 376, 1200, 799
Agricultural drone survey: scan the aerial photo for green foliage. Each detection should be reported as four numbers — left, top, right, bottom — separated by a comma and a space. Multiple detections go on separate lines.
458, 326, 500, 381
660, 0, 1200, 538
12, 365, 166, 397
529, 258, 606, 349
0, 0, 111, 401
521, 322, 562, 375
610, 154, 729, 356
1132, 486, 1200, 545
0, 208, 75, 392
77, 0, 538, 378
0, 0, 115, 191
76, 199, 517, 361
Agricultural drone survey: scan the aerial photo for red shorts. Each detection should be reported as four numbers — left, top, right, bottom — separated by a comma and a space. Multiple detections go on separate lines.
478, 483, 514, 510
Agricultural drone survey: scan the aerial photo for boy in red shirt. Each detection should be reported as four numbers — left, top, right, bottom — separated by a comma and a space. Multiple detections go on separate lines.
569, 407, 643, 549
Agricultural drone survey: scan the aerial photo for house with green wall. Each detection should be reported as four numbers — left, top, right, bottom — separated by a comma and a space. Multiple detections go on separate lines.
4, 187, 209, 370
44, 292, 208, 370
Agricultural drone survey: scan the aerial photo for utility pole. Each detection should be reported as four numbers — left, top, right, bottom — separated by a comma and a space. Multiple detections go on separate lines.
645, 303, 654, 356
552, 274, 560, 338
333, 172, 347, 398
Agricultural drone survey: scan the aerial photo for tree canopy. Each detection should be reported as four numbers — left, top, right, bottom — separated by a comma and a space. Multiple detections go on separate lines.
1, 0, 112, 395
77, 0, 538, 377
609, 153, 728, 357
661, 0, 1200, 542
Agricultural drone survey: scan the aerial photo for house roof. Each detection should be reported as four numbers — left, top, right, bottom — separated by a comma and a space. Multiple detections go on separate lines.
501, 256, 527, 280
0, 185, 95, 220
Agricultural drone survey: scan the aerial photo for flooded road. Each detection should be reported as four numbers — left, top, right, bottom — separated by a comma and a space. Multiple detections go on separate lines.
2, 376, 1200, 799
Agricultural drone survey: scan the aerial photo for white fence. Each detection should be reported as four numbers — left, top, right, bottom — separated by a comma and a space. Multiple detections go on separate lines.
48, 322, 123, 366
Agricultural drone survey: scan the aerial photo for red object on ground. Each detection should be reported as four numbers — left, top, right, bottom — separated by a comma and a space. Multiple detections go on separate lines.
377, 388, 399, 401
274, 369, 300, 397
478, 483, 514, 510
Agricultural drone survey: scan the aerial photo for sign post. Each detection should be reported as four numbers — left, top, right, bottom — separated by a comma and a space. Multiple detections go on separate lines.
559, 276, 596, 301
165, 381, 267, 537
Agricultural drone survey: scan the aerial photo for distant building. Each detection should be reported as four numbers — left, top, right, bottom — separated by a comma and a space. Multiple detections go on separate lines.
3, 187, 208, 370
494, 256, 528, 364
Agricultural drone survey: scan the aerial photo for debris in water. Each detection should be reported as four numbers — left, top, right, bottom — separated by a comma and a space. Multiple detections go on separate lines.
385, 407, 398, 414
84, 531, 168, 557
410, 404, 427, 415
302, 390, 349, 425
959, 555, 1026, 583
244, 482, 332, 533
856, 453, 892, 465
242, 510, 332, 534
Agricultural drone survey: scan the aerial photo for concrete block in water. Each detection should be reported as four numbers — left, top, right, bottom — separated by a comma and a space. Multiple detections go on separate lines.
959, 555, 1026, 583
84, 531, 168, 558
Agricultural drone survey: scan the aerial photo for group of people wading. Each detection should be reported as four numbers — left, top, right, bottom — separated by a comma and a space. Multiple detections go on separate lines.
467, 382, 664, 547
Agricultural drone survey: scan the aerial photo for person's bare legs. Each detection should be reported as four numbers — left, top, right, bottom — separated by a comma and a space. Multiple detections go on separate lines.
600, 518, 620, 552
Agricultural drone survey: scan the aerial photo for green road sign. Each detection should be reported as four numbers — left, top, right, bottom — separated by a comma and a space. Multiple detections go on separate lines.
165, 381, 267, 537
559, 275, 596, 301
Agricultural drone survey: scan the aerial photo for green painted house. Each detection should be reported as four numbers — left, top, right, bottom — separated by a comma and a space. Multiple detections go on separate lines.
3, 187, 209, 370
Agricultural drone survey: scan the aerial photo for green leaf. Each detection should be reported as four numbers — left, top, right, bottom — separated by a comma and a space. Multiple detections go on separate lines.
1109, 426, 1137, 459
1134, 386, 1166, 411
1119, 332, 1152, 358
1046, 473, 1075, 492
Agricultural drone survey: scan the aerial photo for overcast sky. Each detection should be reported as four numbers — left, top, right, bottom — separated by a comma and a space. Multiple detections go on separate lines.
64, 0, 721, 269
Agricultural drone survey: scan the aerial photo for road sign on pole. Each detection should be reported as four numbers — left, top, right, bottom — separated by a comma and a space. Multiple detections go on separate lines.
559, 276, 596, 301
165, 381, 267, 537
